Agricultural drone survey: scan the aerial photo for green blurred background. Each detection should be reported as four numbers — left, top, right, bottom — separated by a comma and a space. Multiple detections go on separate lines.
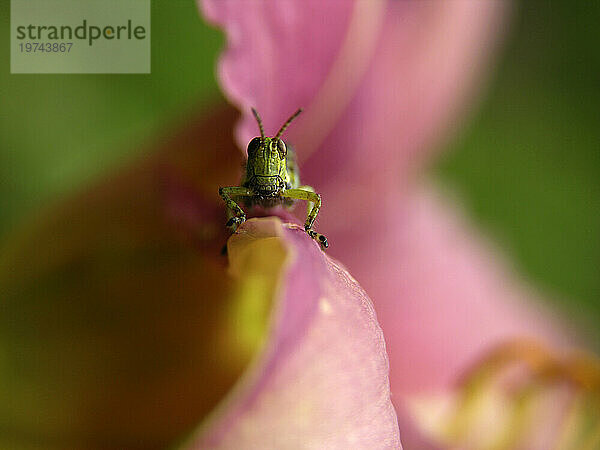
1, 1, 598, 340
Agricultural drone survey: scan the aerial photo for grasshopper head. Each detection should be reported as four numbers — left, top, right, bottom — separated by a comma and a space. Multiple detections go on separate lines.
245, 137, 287, 195
245, 108, 302, 195
246, 136, 287, 177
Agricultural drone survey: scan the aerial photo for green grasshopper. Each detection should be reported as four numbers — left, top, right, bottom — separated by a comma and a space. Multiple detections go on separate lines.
219, 108, 328, 249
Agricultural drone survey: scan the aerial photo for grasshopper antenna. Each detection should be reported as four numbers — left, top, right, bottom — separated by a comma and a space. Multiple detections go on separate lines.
251, 108, 265, 140
275, 108, 302, 140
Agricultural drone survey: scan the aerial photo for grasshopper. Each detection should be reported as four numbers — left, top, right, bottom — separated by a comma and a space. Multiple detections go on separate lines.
219, 108, 328, 250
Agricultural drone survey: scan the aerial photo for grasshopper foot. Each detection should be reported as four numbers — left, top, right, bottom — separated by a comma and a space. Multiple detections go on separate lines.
226, 215, 246, 232
306, 228, 329, 250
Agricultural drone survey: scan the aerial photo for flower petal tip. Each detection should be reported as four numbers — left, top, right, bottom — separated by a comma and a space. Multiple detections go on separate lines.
186, 217, 401, 449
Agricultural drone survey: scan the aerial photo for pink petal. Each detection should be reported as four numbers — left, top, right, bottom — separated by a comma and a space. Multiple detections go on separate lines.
329, 184, 576, 396
199, 0, 506, 184
299, 0, 508, 185
185, 217, 400, 449
197, 2, 583, 445
199, 0, 575, 399
200, 0, 361, 151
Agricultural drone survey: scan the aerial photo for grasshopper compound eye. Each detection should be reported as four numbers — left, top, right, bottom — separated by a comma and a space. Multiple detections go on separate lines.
247, 137, 262, 157
276, 139, 287, 157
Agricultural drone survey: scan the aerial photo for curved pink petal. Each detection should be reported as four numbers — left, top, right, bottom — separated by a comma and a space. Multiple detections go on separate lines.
200, 0, 361, 151
199, 0, 511, 268
199, 0, 576, 393
299, 0, 507, 184
185, 218, 400, 449
199, 0, 506, 183
330, 184, 576, 395
198, 2, 585, 445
